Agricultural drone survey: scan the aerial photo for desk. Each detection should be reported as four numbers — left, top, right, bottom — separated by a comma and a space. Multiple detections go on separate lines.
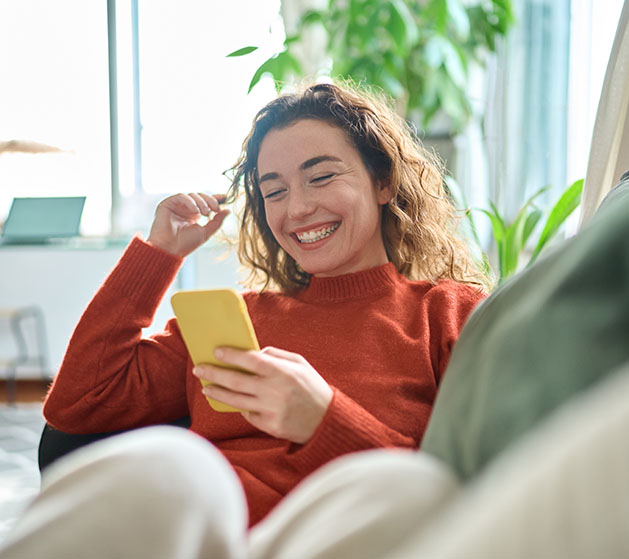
0, 238, 242, 378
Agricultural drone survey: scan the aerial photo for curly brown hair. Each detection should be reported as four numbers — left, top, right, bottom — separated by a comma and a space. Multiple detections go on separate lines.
226, 81, 486, 292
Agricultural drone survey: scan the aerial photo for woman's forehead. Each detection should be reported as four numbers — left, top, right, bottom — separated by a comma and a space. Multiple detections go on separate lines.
257, 119, 357, 172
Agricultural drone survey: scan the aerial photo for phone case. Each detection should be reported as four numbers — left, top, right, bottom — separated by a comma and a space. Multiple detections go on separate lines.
171, 288, 260, 412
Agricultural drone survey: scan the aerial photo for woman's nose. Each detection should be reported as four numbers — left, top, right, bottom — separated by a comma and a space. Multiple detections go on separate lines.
286, 187, 315, 220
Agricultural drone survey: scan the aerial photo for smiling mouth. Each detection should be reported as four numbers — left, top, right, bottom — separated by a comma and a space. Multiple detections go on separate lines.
294, 223, 340, 244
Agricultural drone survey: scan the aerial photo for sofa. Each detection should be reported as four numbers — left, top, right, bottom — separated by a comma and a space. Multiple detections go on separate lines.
37, 173, 629, 557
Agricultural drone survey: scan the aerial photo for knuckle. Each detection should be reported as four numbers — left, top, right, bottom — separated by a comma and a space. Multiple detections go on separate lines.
230, 375, 247, 393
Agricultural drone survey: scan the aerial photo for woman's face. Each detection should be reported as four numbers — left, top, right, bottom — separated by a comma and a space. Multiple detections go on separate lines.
257, 119, 390, 278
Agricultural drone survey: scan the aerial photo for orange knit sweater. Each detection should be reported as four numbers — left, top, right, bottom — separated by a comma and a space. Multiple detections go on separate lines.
44, 237, 485, 526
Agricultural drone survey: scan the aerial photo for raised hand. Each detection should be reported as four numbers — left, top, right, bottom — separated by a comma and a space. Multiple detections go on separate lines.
193, 346, 334, 444
147, 192, 230, 257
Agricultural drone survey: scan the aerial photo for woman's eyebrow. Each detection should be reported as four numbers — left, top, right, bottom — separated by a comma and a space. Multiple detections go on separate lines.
259, 155, 342, 184
300, 155, 342, 170
259, 171, 279, 184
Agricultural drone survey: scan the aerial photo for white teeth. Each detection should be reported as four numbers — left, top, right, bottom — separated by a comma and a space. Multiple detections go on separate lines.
296, 223, 339, 243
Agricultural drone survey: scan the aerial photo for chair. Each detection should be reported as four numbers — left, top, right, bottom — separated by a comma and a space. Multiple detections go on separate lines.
38, 416, 192, 472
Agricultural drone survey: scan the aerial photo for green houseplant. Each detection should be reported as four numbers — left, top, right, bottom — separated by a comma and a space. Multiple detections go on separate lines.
447, 177, 585, 284
229, 0, 514, 130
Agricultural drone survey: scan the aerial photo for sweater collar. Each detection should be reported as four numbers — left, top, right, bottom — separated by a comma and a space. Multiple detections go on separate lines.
299, 262, 400, 302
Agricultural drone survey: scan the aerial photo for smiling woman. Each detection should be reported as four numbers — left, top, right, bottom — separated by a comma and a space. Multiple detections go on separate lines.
5, 81, 487, 556
230, 82, 488, 292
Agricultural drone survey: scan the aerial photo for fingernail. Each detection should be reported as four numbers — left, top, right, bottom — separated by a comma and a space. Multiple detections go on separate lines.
214, 348, 224, 360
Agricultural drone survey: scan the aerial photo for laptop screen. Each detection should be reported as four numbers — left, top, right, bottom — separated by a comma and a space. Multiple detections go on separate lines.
1, 196, 86, 242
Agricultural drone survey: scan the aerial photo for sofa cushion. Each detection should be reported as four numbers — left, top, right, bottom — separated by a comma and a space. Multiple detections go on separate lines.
420, 175, 629, 480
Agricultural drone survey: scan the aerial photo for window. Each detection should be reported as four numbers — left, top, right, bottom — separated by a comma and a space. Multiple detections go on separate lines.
1, 0, 283, 236
0, 1, 110, 235
112, 0, 283, 234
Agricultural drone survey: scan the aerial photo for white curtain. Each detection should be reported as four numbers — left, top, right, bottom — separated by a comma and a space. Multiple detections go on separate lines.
579, 0, 629, 226
480, 0, 571, 221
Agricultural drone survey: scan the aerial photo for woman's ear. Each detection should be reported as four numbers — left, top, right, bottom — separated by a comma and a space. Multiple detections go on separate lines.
377, 182, 392, 205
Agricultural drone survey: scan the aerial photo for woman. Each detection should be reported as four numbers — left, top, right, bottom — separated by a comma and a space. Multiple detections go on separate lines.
42, 83, 486, 527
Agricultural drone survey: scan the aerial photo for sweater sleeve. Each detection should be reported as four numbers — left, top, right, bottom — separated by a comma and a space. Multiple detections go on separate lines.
43, 237, 190, 434
286, 387, 417, 475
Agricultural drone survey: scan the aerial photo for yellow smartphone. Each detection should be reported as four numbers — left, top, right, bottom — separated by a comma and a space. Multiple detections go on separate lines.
171, 288, 260, 412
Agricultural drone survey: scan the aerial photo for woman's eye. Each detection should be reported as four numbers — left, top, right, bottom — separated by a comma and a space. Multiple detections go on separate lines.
263, 189, 285, 200
312, 173, 334, 183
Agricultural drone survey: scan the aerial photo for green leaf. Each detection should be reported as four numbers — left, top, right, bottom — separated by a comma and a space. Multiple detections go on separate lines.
438, 72, 466, 124
389, 0, 420, 46
478, 207, 505, 242
247, 57, 275, 93
387, 6, 407, 53
226, 46, 258, 58
488, 201, 505, 228
424, 36, 445, 68
521, 208, 542, 247
498, 186, 548, 276
503, 204, 534, 277
478, 203, 507, 280
284, 34, 301, 45
427, 0, 449, 34
530, 178, 584, 263
445, 0, 470, 39
349, 0, 362, 20
246, 50, 303, 94
441, 38, 467, 87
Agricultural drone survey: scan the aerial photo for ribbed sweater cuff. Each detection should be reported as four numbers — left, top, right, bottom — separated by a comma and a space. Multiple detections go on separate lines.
103, 236, 183, 301
289, 388, 391, 473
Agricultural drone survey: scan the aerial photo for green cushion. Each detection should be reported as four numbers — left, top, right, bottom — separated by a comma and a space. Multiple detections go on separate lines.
421, 176, 629, 480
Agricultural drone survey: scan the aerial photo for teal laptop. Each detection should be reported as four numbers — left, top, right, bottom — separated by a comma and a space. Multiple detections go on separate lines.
0, 196, 86, 245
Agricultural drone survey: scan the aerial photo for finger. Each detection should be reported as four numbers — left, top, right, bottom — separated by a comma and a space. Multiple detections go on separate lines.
188, 192, 211, 216
261, 346, 305, 364
193, 364, 259, 395
202, 209, 230, 237
159, 193, 198, 217
198, 192, 226, 213
202, 384, 260, 413
214, 347, 279, 377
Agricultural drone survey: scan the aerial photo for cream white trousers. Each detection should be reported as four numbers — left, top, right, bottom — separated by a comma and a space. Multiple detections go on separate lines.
1, 365, 628, 559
